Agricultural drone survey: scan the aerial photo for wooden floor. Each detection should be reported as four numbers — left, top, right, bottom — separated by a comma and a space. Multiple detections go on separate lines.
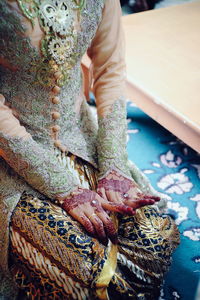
123, 0, 200, 153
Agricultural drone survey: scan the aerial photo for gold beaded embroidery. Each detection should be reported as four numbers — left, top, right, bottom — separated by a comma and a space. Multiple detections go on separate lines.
16, 0, 85, 87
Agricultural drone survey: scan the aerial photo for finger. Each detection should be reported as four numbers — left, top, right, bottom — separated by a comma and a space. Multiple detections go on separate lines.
95, 193, 132, 217
97, 212, 118, 244
85, 212, 108, 246
95, 192, 111, 215
106, 190, 123, 204
101, 201, 135, 216
137, 193, 160, 202
69, 210, 96, 237
144, 195, 160, 202
97, 187, 108, 201
124, 198, 155, 209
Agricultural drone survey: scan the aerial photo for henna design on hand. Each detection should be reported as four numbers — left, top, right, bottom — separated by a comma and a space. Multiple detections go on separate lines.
97, 170, 160, 208
60, 187, 121, 245
61, 188, 97, 212
98, 170, 136, 195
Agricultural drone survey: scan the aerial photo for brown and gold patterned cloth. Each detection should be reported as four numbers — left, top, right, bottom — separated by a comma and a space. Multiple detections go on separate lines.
9, 153, 179, 300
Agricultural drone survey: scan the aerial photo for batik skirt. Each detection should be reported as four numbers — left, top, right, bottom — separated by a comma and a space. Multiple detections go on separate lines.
9, 152, 179, 300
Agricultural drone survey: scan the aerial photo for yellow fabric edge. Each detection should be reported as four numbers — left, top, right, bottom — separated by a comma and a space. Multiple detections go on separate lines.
95, 215, 118, 300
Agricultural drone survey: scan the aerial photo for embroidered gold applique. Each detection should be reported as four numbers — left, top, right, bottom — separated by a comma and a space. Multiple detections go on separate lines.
40, 0, 74, 34
16, 0, 85, 87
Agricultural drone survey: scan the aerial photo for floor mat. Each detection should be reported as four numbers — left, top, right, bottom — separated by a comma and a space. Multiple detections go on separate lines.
126, 100, 200, 300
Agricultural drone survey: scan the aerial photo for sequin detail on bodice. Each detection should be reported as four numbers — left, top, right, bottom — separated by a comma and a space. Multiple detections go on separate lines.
16, 0, 86, 87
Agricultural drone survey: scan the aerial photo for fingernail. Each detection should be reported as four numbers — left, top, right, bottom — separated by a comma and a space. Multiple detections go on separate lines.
127, 207, 135, 215
154, 196, 160, 202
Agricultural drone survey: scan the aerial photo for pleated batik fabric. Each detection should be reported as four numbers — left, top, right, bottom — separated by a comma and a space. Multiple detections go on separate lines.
9, 153, 179, 299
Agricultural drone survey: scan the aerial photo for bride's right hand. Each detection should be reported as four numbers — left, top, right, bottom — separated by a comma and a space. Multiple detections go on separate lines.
56, 187, 136, 246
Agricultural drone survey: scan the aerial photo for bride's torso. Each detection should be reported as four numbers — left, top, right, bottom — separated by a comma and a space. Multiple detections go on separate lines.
0, 0, 105, 165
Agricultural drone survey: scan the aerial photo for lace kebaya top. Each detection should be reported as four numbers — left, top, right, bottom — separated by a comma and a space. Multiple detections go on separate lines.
0, 0, 130, 199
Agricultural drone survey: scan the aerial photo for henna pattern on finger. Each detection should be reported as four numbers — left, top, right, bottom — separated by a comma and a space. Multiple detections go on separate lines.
102, 202, 135, 215
136, 193, 160, 202
79, 215, 96, 236
93, 217, 107, 238
88, 215, 108, 246
103, 218, 118, 244
124, 199, 155, 210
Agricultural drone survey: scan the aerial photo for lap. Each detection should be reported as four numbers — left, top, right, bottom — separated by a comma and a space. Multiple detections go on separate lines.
10, 193, 107, 288
117, 206, 179, 287
7, 152, 180, 299
10, 192, 178, 274
9, 192, 179, 299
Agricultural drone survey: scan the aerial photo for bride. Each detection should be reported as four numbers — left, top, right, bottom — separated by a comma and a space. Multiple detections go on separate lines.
0, 0, 179, 299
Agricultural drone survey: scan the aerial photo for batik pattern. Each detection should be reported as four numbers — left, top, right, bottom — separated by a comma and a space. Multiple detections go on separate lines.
9, 153, 179, 299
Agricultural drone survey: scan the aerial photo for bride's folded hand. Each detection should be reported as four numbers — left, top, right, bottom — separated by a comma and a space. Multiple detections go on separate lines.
97, 170, 160, 211
55, 187, 136, 246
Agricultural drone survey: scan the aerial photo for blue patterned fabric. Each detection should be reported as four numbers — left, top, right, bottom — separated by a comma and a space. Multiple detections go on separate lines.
126, 101, 200, 300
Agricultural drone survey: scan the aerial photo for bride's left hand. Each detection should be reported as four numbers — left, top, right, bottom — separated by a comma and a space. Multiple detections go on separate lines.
97, 170, 160, 213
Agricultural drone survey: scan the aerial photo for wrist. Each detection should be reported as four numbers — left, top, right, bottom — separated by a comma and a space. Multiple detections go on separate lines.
98, 167, 133, 182
55, 186, 81, 205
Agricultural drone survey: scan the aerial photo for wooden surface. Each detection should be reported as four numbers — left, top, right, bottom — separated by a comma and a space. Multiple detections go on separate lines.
123, 0, 200, 152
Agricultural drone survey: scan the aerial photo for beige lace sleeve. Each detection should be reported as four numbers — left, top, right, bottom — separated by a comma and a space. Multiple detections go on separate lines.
87, 0, 131, 180
0, 94, 79, 199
